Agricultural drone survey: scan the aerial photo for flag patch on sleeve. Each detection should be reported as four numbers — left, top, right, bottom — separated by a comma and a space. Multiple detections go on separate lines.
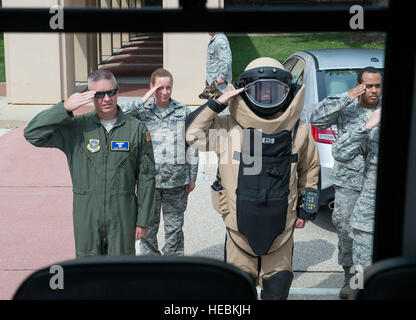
145, 130, 152, 142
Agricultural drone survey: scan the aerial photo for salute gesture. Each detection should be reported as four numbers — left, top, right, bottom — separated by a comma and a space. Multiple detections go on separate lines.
142, 83, 161, 104
63, 91, 96, 112
215, 87, 244, 105
348, 84, 366, 101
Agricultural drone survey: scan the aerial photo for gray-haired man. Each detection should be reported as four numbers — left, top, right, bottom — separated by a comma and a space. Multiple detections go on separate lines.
24, 69, 156, 257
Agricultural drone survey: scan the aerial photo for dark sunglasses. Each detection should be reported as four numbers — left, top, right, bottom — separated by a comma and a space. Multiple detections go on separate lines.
95, 87, 118, 99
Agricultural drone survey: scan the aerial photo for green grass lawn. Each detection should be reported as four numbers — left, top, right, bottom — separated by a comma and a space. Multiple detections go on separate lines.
0, 33, 5, 82
227, 32, 385, 81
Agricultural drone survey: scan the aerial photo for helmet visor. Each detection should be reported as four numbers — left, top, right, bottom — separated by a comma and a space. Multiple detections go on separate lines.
244, 79, 290, 109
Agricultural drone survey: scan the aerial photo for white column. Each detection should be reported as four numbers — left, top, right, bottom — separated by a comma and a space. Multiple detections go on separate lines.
112, 0, 123, 50
3, 0, 76, 104
100, 0, 113, 57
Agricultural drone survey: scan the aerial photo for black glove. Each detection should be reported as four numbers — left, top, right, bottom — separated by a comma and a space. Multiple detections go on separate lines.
297, 188, 320, 221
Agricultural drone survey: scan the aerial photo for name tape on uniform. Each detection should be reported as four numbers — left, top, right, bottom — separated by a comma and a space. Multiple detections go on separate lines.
111, 141, 129, 151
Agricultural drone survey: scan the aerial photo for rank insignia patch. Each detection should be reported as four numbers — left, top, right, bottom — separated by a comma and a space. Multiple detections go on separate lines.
145, 130, 152, 142
87, 139, 100, 153
111, 141, 130, 151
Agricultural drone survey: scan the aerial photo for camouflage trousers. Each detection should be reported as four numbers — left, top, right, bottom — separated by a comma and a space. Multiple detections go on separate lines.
332, 186, 360, 267
139, 186, 188, 256
350, 228, 373, 271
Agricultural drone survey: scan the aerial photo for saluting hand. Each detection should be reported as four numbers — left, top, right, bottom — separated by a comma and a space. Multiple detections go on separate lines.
215, 87, 244, 105
348, 84, 366, 101
142, 83, 162, 104
63, 91, 96, 112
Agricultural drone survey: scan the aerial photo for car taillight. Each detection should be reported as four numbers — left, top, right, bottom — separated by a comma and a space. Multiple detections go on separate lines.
311, 125, 337, 144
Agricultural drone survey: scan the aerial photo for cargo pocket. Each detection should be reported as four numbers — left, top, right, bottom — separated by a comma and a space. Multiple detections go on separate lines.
141, 153, 156, 181
344, 156, 364, 172
211, 188, 230, 216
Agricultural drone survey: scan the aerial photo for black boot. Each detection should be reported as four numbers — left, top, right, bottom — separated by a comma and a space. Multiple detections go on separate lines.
339, 266, 354, 299
261, 270, 294, 300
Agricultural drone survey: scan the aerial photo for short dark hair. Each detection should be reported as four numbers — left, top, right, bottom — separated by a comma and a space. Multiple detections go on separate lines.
150, 68, 173, 85
357, 66, 382, 84
88, 69, 117, 90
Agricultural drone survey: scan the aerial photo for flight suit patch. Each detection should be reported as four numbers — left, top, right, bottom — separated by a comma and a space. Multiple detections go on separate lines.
87, 139, 101, 153
111, 141, 130, 151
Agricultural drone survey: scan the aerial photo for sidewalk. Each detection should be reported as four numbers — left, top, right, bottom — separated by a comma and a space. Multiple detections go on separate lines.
0, 97, 342, 301
0, 95, 222, 300
0, 126, 75, 300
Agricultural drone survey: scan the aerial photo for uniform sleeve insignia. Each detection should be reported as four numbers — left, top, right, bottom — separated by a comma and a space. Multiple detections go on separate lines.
87, 139, 100, 153
145, 130, 152, 142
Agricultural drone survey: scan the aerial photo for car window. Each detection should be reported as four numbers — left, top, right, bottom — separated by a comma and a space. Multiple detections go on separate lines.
290, 59, 305, 85
317, 69, 384, 100
283, 58, 297, 72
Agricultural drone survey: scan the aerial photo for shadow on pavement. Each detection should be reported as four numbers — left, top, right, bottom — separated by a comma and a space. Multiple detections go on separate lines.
309, 206, 336, 233
293, 239, 336, 271
315, 272, 343, 289
191, 243, 224, 261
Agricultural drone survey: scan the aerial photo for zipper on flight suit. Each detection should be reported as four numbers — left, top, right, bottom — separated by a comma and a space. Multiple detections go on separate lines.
102, 126, 110, 253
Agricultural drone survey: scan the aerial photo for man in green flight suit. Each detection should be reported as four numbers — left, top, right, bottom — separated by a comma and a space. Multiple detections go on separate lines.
24, 70, 156, 257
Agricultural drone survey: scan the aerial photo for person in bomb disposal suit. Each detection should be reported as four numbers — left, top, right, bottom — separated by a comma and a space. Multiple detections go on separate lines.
186, 57, 320, 300
24, 70, 156, 257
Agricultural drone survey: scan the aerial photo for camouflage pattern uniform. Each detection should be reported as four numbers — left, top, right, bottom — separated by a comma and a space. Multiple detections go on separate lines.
206, 32, 232, 94
310, 92, 380, 267
122, 97, 199, 256
332, 122, 380, 270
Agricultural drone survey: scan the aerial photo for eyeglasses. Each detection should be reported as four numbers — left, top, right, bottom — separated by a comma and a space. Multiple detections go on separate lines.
95, 87, 118, 99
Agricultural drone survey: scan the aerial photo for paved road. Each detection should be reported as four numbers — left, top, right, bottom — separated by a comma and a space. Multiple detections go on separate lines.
151, 152, 343, 300
0, 128, 343, 300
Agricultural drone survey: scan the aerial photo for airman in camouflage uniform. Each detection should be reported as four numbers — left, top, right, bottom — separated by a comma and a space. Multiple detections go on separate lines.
310, 67, 382, 298
122, 69, 198, 256
199, 32, 232, 99
310, 92, 378, 263
332, 109, 380, 270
